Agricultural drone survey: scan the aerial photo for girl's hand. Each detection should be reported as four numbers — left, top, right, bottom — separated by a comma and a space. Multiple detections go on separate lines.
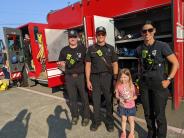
120, 98, 125, 104
124, 99, 129, 103
124, 97, 133, 102
129, 97, 134, 101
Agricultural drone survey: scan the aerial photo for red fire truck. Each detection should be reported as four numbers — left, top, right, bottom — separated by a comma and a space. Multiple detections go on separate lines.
2, 0, 183, 109
0, 39, 6, 78
2, 23, 65, 87
46, 0, 183, 109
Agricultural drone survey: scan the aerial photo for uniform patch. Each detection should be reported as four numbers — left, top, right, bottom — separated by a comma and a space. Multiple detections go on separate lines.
77, 53, 81, 58
152, 50, 157, 56
66, 54, 72, 60
107, 48, 111, 53
141, 50, 148, 58
70, 59, 75, 65
96, 49, 103, 57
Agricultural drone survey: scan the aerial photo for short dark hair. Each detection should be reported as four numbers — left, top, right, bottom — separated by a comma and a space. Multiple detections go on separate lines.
142, 20, 155, 28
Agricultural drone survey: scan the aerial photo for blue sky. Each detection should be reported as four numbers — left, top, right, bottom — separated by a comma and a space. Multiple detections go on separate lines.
0, 0, 79, 39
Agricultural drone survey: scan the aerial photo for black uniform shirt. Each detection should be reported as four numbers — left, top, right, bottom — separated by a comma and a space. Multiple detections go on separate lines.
23, 40, 32, 58
58, 44, 86, 74
136, 40, 173, 73
85, 43, 118, 74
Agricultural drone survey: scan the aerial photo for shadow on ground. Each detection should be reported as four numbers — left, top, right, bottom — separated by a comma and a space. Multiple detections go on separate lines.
47, 105, 72, 138
0, 109, 31, 138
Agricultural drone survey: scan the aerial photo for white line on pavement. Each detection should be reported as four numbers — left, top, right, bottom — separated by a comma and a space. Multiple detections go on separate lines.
17, 87, 184, 135
18, 87, 68, 102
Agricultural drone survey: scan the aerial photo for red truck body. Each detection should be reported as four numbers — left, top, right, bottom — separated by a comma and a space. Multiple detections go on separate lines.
47, 0, 184, 109
2, 0, 183, 109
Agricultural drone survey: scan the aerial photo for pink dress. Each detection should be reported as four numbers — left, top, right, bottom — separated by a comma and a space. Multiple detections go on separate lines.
116, 83, 136, 109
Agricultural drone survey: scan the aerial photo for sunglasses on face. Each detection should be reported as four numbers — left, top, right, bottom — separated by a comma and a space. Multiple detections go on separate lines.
142, 28, 154, 34
69, 36, 77, 38
96, 33, 106, 36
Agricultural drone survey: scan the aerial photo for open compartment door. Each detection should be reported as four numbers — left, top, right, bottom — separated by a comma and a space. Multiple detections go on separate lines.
172, 0, 184, 109
93, 15, 115, 47
0, 40, 5, 69
3, 28, 24, 79
84, 15, 115, 47
45, 29, 68, 87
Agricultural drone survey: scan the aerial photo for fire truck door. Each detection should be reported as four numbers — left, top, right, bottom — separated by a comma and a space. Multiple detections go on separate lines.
0, 40, 6, 77
172, 0, 184, 109
3, 28, 24, 75
93, 15, 115, 47
45, 29, 68, 87
0, 40, 5, 69
84, 15, 115, 47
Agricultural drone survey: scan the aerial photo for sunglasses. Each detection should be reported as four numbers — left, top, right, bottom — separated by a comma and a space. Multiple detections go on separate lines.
69, 36, 77, 38
97, 33, 106, 36
142, 28, 154, 34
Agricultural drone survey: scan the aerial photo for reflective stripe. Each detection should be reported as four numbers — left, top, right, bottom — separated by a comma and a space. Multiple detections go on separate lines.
11, 72, 22, 79
47, 68, 62, 78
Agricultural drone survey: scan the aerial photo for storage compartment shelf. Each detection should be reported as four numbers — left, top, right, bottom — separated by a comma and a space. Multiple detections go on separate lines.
118, 57, 138, 59
115, 34, 172, 44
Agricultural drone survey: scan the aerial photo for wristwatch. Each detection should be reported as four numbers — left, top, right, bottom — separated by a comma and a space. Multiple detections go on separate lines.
167, 77, 172, 81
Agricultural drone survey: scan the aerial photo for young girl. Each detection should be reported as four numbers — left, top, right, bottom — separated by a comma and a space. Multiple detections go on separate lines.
115, 68, 137, 138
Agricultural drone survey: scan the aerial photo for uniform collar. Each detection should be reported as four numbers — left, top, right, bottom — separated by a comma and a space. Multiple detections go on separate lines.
143, 40, 156, 49
96, 43, 108, 48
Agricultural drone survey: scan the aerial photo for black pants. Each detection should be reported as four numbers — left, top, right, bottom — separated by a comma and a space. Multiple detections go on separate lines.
91, 72, 113, 125
65, 74, 90, 119
2, 67, 10, 79
140, 72, 169, 138
22, 64, 29, 86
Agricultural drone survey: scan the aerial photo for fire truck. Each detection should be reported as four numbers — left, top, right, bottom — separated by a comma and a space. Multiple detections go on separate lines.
2, 0, 183, 109
0, 39, 6, 78
46, 0, 183, 109
2, 23, 66, 87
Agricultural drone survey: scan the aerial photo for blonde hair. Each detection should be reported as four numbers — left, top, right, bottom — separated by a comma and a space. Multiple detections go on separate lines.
116, 68, 134, 92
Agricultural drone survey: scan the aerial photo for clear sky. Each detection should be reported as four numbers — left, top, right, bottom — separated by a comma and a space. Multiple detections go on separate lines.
0, 0, 79, 39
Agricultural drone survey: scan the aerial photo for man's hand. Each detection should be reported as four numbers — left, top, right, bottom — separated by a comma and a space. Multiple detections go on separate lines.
87, 80, 93, 91
57, 61, 65, 71
162, 80, 171, 88
57, 61, 65, 66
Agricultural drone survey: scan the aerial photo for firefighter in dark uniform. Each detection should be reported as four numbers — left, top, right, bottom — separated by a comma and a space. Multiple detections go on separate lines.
58, 30, 90, 126
23, 34, 33, 70
136, 21, 179, 138
85, 26, 118, 132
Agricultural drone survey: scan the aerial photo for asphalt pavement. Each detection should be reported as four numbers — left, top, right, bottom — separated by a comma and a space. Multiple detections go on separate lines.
0, 86, 183, 138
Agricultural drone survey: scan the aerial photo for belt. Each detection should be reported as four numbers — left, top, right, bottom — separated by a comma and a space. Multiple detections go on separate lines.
67, 73, 81, 78
71, 73, 78, 78
92, 72, 110, 75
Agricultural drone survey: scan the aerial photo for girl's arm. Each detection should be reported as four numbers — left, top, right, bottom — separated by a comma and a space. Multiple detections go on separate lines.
131, 85, 137, 100
115, 89, 125, 104
115, 89, 120, 100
